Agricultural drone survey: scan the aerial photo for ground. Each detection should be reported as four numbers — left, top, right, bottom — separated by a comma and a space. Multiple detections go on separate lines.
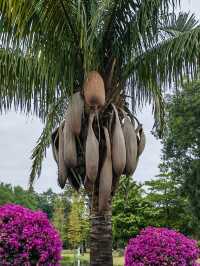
61, 250, 124, 265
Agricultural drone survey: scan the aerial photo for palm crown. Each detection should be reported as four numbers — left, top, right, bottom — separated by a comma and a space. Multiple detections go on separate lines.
0, 0, 200, 185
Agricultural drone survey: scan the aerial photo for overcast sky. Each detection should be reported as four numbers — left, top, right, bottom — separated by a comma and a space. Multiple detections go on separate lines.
0, 0, 199, 193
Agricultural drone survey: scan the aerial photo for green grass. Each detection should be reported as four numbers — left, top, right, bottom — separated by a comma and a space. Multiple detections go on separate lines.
61, 250, 89, 265
61, 250, 124, 266
61, 251, 200, 265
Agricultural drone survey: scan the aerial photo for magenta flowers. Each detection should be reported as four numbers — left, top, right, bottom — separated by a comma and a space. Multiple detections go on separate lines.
125, 227, 199, 266
0, 204, 62, 266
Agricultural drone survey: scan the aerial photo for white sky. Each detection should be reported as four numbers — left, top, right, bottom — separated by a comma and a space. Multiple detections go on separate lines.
0, 0, 199, 193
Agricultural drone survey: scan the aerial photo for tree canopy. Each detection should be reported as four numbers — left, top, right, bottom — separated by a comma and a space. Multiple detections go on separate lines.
0, 182, 38, 210
112, 173, 200, 248
161, 79, 200, 220
112, 176, 157, 248
145, 173, 196, 236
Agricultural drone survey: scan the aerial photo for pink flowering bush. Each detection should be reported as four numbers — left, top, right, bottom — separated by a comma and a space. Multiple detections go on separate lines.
125, 227, 199, 266
0, 204, 62, 266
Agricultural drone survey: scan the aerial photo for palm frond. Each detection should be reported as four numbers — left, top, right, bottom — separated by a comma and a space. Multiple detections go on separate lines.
0, 46, 74, 120
123, 18, 200, 133
29, 97, 67, 186
102, 0, 180, 58
160, 12, 198, 36
125, 25, 200, 87
152, 88, 165, 136
98, 0, 182, 92
0, 0, 86, 118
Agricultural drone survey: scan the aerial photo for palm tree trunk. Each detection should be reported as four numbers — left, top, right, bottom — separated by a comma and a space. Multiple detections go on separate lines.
90, 192, 113, 266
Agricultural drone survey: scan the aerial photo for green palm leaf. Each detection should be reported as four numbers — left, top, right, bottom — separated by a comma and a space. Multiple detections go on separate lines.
161, 12, 198, 36
30, 96, 66, 186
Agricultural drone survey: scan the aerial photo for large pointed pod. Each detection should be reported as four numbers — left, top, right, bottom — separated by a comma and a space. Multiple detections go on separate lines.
69, 92, 84, 136
99, 127, 113, 212
137, 127, 146, 156
111, 104, 126, 177
123, 115, 138, 175
63, 117, 77, 168
85, 112, 99, 183
51, 126, 59, 164
58, 123, 68, 189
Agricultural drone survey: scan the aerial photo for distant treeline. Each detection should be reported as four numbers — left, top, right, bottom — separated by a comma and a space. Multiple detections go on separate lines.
0, 175, 199, 250
0, 182, 57, 218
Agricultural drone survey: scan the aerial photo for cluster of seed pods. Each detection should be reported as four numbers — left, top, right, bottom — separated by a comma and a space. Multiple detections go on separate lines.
51, 71, 145, 212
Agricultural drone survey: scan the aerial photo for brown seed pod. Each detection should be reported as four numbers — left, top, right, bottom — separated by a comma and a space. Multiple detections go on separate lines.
85, 112, 99, 183
83, 71, 105, 108
51, 126, 59, 164
122, 114, 138, 175
138, 128, 146, 156
111, 104, 126, 177
69, 92, 84, 136
58, 123, 68, 189
63, 119, 77, 168
99, 127, 113, 213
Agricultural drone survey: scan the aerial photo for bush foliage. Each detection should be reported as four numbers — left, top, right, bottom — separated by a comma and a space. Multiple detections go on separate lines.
0, 204, 62, 266
125, 227, 199, 266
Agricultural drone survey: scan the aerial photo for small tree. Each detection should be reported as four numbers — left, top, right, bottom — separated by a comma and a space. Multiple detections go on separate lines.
112, 176, 158, 248
67, 194, 82, 249
52, 196, 66, 241
36, 189, 57, 219
79, 192, 90, 253
160, 79, 200, 222
145, 173, 192, 234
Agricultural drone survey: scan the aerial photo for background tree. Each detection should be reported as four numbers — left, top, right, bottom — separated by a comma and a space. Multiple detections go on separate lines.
145, 172, 194, 235
1, 1, 200, 265
36, 188, 57, 219
65, 192, 90, 251
112, 173, 200, 247
0, 183, 15, 206
0, 183, 38, 210
78, 191, 90, 253
67, 193, 82, 249
112, 176, 158, 249
52, 196, 66, 242
160, 79, 200, 224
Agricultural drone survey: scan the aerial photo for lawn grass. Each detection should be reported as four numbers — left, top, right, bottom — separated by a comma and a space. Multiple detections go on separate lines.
61, 250, 200, 265
61, 250, 124, 265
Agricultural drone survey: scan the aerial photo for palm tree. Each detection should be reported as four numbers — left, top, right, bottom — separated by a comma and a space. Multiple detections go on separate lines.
1, 1, 200, 265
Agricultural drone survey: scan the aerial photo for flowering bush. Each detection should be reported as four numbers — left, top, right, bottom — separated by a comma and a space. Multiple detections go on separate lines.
125, 227, 199, 266
0, 204, 62, 266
